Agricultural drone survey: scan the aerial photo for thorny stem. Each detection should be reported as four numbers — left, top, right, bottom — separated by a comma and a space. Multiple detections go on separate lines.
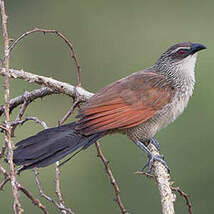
95, 142, 128, 214
11, 97, 30, 137
172, 186, 193, 214
11, 117, 48, 130
0, 87, 59, 117
17, 184, 49, 214
9, 28, 82, 86
56, 162, 68, 214
34, 169, 74, 214
58, 98, 80, 126
0, 164, 10, 190
0, 1, 22, 213
0, 68, 93, 99
0, 166, 48, 213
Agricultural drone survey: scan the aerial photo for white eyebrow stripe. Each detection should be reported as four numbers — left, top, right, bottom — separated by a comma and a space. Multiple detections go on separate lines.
171, 46, 191, 53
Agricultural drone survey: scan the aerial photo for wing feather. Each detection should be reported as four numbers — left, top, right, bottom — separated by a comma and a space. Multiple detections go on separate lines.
76, 70, 174, 135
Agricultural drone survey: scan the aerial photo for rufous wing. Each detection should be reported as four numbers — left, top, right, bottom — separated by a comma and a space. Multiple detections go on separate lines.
76, 70, 175, 135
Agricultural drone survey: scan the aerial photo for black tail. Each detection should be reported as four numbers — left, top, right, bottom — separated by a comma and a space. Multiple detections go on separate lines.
13, 122, 104, 171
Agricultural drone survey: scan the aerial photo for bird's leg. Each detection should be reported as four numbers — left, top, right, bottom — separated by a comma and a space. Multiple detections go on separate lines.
135, 140, 170, 174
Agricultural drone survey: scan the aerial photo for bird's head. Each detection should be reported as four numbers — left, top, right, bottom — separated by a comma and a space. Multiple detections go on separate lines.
155, 42, 206, 76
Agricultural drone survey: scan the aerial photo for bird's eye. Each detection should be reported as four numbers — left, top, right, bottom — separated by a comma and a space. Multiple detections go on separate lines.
177, 50, 185, 55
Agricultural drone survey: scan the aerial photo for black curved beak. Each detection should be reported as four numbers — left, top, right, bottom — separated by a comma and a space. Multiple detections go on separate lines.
191, 43, 207, 55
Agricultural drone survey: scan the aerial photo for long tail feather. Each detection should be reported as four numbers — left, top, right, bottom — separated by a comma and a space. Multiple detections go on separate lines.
13, 122, 104, 171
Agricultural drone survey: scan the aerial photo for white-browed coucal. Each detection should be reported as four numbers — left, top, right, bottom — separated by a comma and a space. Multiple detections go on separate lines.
13, 42, 206, 172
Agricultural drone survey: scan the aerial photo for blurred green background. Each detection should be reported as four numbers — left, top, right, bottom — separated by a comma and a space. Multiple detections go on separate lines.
0, 0, 213, 213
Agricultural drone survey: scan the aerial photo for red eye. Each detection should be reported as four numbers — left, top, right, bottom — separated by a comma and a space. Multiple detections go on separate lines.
178, 50, 185, 55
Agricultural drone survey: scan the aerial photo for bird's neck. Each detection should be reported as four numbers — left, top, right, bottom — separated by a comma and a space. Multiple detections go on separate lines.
154, 54, 197, 96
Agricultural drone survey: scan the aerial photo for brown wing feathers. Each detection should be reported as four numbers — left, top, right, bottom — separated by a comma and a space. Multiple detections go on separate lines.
76, 71, 174, 135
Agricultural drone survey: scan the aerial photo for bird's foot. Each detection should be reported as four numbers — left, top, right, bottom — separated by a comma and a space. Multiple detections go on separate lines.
149, 137, 160, 151
142, 153, 170, 174
135, 140, 170, 174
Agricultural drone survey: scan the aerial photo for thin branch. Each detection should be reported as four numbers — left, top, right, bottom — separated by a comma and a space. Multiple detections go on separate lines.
34, 169, 59, 205
9, 28, 82, 86
147, 144, 176, 214
0, 125, 7, 157
0, 1, 22, 213
0, 176, 10, 190
95, 142, 128, 214
0, 139, 6, 158
0, 124, 7, 130
56, 161, 72, 214
0, 159, 47, 214
0, 68, 93, 99
0, 164, 10, 190
17, 183, 49, 214
34, 169, 74, 214
15, 93, 30, 119
0, 164, 9, 176
58, 98, 80, 126
0, 165, 10, 190
0, 87, 59, 117
135, 170, 155, 179
11, 117, 48, 130
11, 96, 30, 136
172, 186, 192, 214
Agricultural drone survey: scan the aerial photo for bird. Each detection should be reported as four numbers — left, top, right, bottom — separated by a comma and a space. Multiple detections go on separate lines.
13, 42, 206, 173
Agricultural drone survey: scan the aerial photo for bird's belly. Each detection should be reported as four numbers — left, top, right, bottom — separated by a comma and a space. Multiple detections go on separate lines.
125, 95, 191, 141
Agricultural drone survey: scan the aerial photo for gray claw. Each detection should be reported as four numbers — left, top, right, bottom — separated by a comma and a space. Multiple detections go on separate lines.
135, 140, 170, 174
142, 154, 170, 174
